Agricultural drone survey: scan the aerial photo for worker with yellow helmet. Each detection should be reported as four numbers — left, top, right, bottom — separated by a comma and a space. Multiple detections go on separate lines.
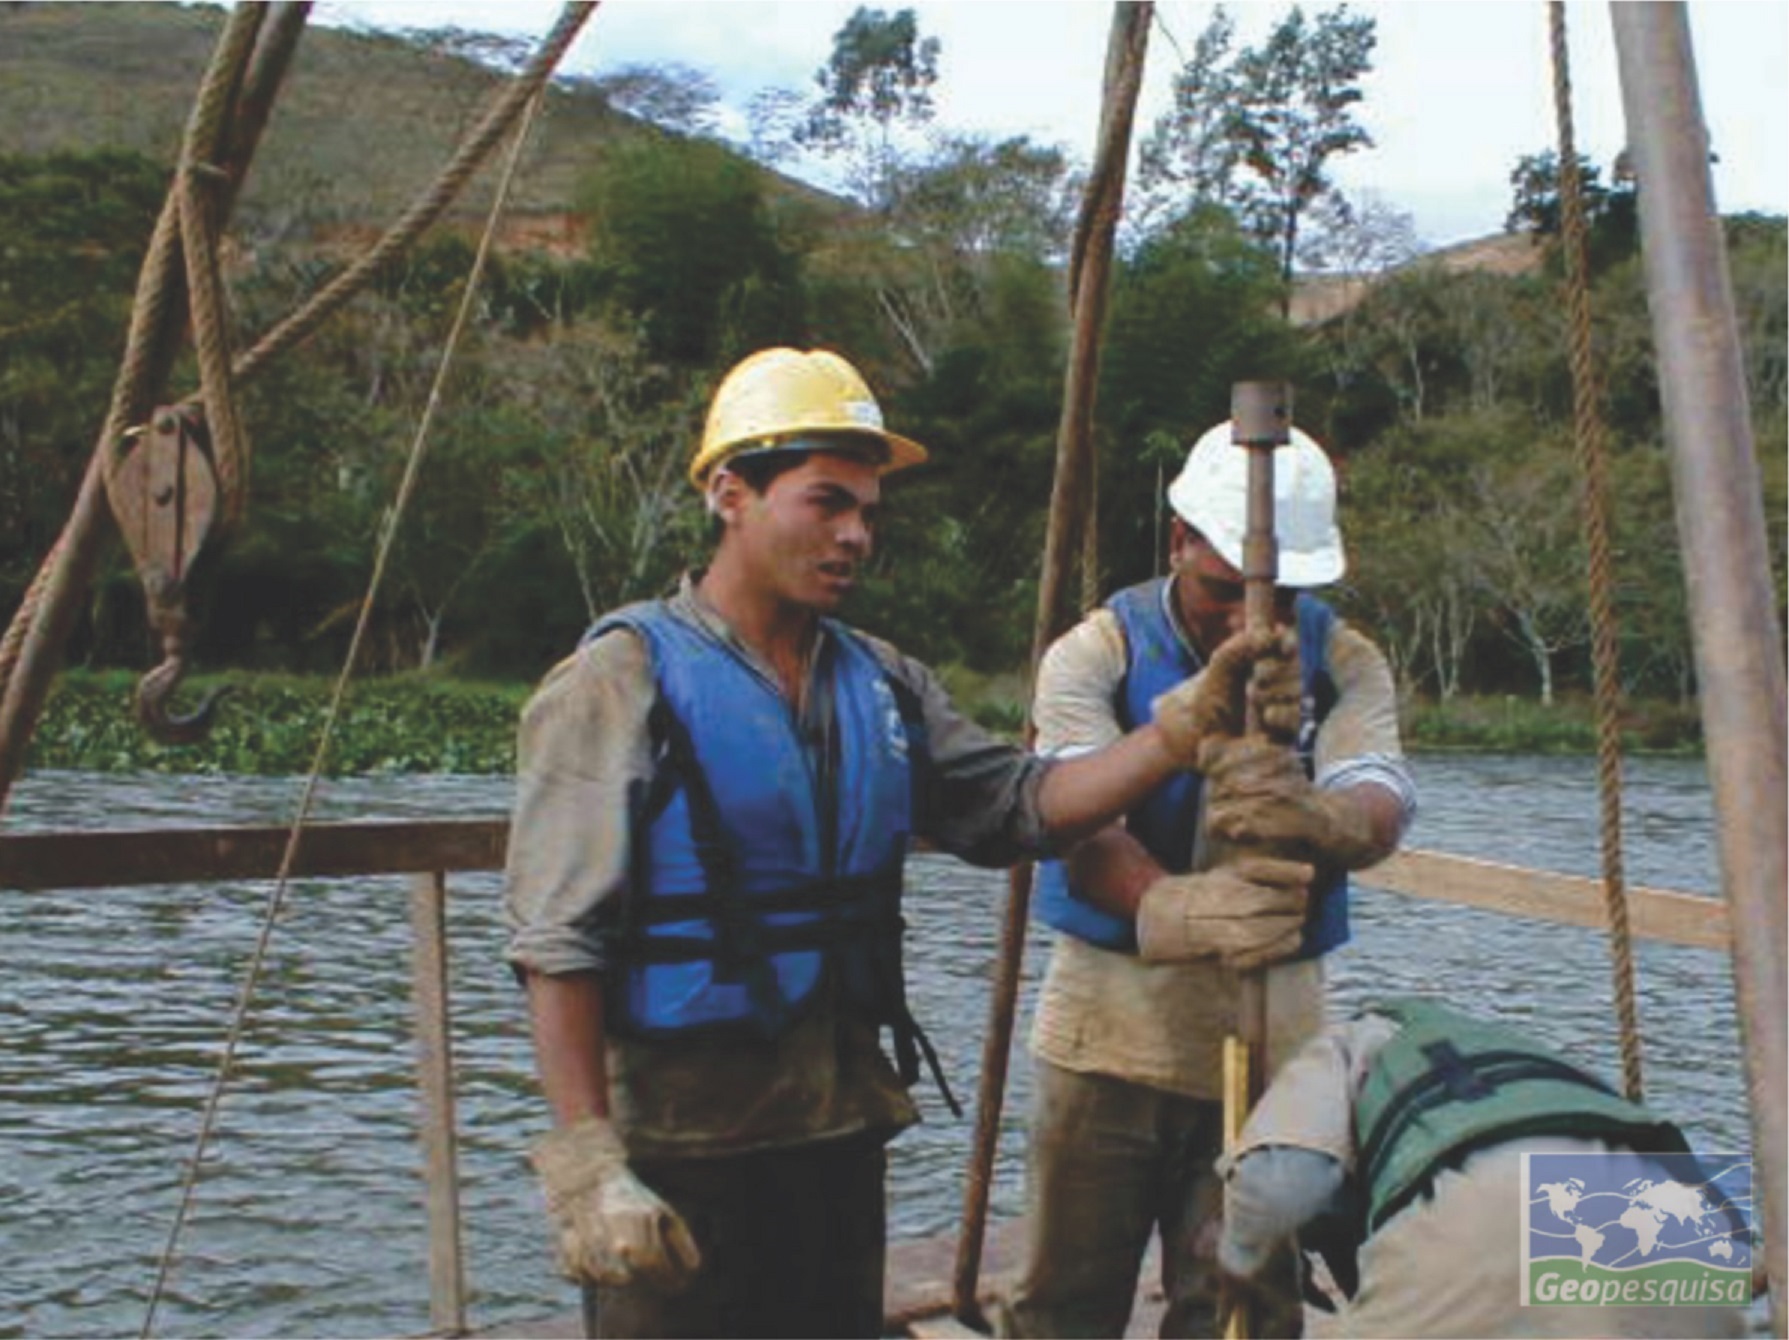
504, 348, 1309, 1337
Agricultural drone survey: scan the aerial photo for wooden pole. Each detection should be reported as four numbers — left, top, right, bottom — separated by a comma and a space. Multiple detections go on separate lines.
410, 871, 467, 1336
950, 4, 1152, 1326
1608, 8, 1786, 1330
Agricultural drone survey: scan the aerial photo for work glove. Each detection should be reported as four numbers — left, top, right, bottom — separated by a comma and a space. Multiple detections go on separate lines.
1134, 857, 1313, 968
1202, 737, 1383, 871
530, 1115, 702, 1292
1152, 627, 1299, 767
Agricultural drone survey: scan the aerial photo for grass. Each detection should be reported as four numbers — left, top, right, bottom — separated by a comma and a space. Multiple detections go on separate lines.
1403, 692, 1703, 756
31, 667, 529, 776
27, 669, 1704, 778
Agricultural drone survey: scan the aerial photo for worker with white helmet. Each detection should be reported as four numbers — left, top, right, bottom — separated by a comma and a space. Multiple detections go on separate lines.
503, 353, 1303, 1338
1004, 421, 1418, 1337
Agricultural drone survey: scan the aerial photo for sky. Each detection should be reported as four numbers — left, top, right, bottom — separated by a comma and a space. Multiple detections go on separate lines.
311, 0, 1789, 249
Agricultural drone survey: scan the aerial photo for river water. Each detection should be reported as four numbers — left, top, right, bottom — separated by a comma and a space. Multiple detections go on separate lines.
0, 755, 1749, 1338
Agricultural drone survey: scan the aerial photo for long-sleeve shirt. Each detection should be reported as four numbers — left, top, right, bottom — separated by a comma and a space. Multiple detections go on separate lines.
504, 577, 1059, 1159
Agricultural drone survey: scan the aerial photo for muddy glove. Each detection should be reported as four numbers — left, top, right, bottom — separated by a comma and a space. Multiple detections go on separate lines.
1134, 857, 1313, 967
1245, 632, 1303, 744
531, 1115, 702, 1291
1152, 628, 1297, 767
1203, 737, 1383, 870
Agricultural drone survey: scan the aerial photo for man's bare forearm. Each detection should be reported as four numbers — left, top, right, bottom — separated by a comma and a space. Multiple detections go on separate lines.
1037, 723, 1180, 848
1063, 823, 1169, 919
525, 969, 611, 1126
1330, 780, 1406, 870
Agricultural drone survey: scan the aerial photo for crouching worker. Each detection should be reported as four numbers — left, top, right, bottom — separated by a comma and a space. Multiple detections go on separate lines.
1218, 1000, 1751, 1338
503, 348, 1303, 1339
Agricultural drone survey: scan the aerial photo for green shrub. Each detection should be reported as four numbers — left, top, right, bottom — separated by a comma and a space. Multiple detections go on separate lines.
32, 670, 529, 776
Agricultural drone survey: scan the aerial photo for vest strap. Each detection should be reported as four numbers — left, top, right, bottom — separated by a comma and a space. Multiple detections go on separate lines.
1359, 1049, 1619, 1191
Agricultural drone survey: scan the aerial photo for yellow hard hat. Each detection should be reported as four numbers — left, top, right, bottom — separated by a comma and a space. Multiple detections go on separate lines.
689, 347, 928, 488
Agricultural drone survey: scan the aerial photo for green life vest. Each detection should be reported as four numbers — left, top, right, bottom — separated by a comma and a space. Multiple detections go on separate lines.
1353, 999, 1689, 1234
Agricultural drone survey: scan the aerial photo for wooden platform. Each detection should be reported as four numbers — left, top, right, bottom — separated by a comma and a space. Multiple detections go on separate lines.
467, 1220, 1167, 1338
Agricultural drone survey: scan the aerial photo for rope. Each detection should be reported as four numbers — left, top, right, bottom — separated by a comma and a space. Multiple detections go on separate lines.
0, 3, 593, 818
138, 88, 548, 1340
1549, 0, 1644, 1103
177, 161, 250, 528
222, 2, 596, 392
0, 2, 259, 806
953, 5, 1153, 1324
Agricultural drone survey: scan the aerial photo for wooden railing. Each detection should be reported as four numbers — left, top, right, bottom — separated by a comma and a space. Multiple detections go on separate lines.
0, 819, 1732, 1336
0, 819, 506, 1338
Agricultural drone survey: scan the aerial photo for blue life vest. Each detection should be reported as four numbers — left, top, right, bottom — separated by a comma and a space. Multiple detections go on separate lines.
586, 602, 956, 1110
1035, 578, 1348, 957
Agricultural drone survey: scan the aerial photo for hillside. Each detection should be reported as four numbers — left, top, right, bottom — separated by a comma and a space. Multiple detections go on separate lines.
0, 3, 832, 243
1288, 232, 1542, 326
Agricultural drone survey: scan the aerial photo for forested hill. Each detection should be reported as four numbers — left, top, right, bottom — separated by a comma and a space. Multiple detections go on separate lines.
2, 3, 1783, 720
0, 3, 834, 230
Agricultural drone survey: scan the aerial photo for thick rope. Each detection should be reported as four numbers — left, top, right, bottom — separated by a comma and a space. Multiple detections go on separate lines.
178, 160, 250, 528
0, 3, 262, 809
224, 3, 596, 391
106, 3, 259, 526
953, 5, 1152, 1324
1, 4, 592, 816
139, 89, 548, 1339
1549, 0, 1644, 1102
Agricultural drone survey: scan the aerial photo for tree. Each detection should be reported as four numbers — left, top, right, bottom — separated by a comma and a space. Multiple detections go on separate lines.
1504, 149, 1638, 273
1135, 7, 1242, 222
1467, 437, 1590, 705
1342, 416, 1490, 697
1138, 5, 1377, 309
796, 6, 941, 212
0, 150, 166, 639
851, 133, 1076, 376
495, 325, 707, 624
743, 86, 807, 166
1231, 5, 1376, 303
1296, 189, 1419, 275
1097, 205, 1305, 581
578, 136, 805, 365
583, 62, 722, 137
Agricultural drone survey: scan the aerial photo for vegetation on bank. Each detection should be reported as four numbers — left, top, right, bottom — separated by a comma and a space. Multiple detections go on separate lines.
27, 670, 1703, 779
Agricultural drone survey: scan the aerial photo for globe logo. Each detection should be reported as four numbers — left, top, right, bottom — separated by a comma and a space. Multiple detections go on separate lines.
1522, 1150, 1752, 1307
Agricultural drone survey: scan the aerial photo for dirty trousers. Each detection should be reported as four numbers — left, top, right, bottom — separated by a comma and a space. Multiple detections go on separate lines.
580, 1131, 887, 1339
1003, 1060, 1230, 1338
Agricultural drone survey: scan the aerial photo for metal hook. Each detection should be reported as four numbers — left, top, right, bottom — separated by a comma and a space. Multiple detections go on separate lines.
136, 652, 232, 746
112, 406, 230, 747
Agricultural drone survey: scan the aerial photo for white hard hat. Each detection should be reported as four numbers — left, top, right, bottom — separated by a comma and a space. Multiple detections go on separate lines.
1166, 421, 1345, 587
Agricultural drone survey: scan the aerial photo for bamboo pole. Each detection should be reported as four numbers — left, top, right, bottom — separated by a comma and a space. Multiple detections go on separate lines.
1609, 8, 1787, 1331
950, 4, 1152, 1325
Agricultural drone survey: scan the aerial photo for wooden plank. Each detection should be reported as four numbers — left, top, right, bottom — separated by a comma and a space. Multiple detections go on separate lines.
907, 1317, 987, 1339
1366, 849, 1729, 951
0, 820, 1729, 954
0, 818, 508, 890
410, 871, 466, 1336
